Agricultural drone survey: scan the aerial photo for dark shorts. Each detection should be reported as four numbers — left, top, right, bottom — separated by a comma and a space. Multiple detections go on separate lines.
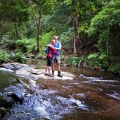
47, 56, 52, 66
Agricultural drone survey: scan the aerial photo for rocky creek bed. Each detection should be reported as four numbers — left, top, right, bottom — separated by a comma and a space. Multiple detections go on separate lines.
0, 61, 120, 120
0, 62, 75, 119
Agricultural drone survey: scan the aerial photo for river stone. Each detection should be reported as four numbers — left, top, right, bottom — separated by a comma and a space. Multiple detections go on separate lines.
2, 62, 28, 70
0, 96, 14, 108
9, 91, 24, 104
16, 68, 75, 80
0, 107, 7, 118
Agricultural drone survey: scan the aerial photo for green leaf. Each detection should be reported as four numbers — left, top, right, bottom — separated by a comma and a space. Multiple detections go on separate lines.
87, 53, 98, 59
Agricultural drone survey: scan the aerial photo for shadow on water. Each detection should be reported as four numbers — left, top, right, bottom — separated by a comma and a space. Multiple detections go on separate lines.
0, 58, 120, 120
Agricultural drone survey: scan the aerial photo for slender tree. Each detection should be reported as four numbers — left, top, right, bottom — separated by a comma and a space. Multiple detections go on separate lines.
31, 0, 54, 52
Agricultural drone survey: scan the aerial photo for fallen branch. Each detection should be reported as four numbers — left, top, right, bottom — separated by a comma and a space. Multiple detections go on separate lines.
81, 40, 96, 49
16, 79, 35, 93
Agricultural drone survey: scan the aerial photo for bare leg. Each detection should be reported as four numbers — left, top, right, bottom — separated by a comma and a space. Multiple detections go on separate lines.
52, 62, 54, 71
57, 63, 62, 77
51, 62, 54, 76
45, 66, 48, 73
57, 63, 60, 71
48, 66, 51, 74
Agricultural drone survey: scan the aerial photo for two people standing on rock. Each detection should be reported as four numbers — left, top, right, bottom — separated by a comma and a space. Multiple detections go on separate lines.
52, 36, 62, 77
45, 35, 62, 77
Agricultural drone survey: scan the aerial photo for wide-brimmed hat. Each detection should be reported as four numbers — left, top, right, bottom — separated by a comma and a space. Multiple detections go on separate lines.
47, 44, 53, 48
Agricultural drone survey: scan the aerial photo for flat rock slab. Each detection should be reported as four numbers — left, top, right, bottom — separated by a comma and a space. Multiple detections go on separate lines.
0, 62, 75, 80
16, 68, 75, 80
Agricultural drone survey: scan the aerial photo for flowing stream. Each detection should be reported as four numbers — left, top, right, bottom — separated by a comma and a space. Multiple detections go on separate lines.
0, 58, 120, 120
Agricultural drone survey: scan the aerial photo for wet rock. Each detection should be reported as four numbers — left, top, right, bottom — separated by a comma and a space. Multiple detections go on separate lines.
7, 91, 24, 104
0, 107, 7, 118
26, 53, 35, 58
34, 106, 50, 119
35, 54, 43, 59
0, 62, 75, 80
2, 62, 28, 71
29, 79, 36, 87
16, 69, 75, 80
0, 96, 14, 108
0, 68, 14, 72
42, 56, 47, 60
63, 63, 69, 67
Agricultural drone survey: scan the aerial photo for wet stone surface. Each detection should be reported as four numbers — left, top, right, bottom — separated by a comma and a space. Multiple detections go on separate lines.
1, 62, 75, 80
16, 68, 75, 80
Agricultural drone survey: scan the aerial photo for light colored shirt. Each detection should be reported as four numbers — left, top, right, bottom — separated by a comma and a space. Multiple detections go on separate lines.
53, 41, 61, 56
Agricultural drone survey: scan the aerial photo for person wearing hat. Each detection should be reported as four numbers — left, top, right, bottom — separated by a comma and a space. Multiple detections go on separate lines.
45, 39, 59, 75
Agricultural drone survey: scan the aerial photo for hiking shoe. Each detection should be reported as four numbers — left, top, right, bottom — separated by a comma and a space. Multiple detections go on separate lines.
58, 71, 63, 77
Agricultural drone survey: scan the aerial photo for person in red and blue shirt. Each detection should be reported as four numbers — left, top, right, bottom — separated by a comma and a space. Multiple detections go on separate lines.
45, 39, 59, 75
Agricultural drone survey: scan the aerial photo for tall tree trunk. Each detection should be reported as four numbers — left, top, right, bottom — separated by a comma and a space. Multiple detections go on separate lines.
73, 12, 81, 56
36, 7, 42, 52
72, 0, 82, 56
14, 23, 19, 39
73, 14, 77, 54
75, 35, 81, 56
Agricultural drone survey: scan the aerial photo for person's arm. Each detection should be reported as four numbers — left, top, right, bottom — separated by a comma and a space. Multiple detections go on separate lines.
52, 49, 59, 55
54, 42, 61, 50
54, 47, 61, 50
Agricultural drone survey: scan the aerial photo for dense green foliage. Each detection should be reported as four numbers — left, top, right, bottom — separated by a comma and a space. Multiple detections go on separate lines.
86, 0, 120, 73
0, 0, 120, 74
0, 50, 24, 63
0, 50, 9, 63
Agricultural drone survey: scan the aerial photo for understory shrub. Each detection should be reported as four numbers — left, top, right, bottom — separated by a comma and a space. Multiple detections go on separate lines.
68, 56, 86, 67
16, 38, 36, 53
0, 50, 9, 63
10, 52, 24, 63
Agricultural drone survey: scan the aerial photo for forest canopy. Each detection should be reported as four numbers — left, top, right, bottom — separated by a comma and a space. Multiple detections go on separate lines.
0, 0, 120, 74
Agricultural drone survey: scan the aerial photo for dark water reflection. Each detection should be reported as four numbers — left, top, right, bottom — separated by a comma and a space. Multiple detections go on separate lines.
0, 70, 18, 91
1, 58, 120, 120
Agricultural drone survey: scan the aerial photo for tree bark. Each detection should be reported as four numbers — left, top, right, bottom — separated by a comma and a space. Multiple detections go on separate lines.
15, 23, 19, 39
72, 0, 81, 56
73, 12, 81, 56
75, 35, 81, 56
36, 7, 42, 52
73, 14, 77, 54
